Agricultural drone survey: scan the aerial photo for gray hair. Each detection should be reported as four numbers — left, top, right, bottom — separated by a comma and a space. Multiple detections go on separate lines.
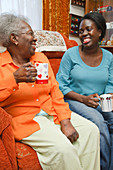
0, 13, 28, 47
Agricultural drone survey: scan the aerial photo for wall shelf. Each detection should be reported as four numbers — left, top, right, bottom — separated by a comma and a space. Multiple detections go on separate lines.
69, 14, 82, 36
100, 46, 113, 54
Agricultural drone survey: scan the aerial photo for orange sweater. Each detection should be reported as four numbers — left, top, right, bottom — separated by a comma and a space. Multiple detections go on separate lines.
0, 51, 71, 140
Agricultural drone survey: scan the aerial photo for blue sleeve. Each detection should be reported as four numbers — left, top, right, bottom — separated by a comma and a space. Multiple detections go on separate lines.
105, 54, 113, 94
56, 49, 73, 95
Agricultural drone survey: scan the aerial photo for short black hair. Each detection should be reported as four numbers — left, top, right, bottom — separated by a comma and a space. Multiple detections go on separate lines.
79, 12, 106, 41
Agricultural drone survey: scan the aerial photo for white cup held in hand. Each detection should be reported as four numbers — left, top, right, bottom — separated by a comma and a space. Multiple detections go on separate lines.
35, 63, 48, 84
99, 94, 112, 112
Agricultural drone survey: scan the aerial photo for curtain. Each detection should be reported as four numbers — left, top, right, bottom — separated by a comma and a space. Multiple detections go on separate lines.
43, 0, 70, 38
0, 0, 42, 30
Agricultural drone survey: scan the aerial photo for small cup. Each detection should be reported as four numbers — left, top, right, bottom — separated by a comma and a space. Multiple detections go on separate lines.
99, 94, 112, 112
35, 63, 48, 84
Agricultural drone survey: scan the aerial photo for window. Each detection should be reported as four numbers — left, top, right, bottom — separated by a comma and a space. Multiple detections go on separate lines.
0, 0, 42, 30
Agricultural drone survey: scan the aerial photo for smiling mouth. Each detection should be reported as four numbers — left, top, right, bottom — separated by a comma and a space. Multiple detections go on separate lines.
83, 38, 91, 44
32, 45, 36, 51
31, 41, 36, 51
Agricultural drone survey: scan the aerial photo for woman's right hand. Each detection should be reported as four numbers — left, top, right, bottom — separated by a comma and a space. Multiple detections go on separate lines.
13, 62, 37, 83
82, 93, 100, 108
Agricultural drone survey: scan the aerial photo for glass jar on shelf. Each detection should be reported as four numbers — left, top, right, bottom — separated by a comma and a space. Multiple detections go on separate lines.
69, 14, 82, 36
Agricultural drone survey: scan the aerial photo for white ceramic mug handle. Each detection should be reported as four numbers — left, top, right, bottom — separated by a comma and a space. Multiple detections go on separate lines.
97, 97, 101, 107
97, 102, 101, 107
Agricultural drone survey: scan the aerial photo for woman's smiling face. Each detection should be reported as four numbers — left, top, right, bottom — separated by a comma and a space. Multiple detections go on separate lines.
17, 21, 37, 58
79, 19, 102, 49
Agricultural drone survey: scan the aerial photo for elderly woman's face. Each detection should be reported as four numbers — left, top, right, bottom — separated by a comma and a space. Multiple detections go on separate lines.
79, 19, 102, 48
17, 21, 37, 57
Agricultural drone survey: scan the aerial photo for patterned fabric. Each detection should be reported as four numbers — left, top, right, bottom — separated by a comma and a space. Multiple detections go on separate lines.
34, 30, 67, 52
16, 142, 42, 170
42, 0, 70, 38
0, 107, 17, 170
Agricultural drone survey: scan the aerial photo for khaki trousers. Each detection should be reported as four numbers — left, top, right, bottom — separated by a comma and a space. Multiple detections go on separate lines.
21, 112, 100, 170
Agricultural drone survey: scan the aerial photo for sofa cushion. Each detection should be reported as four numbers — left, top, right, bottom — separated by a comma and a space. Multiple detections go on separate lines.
34, 30, 78, 77
16, 142, 42, 170
42, 51, 64, 77
0, 107, 12, 135
0, 139, 13, 170
0, 107, 17, 170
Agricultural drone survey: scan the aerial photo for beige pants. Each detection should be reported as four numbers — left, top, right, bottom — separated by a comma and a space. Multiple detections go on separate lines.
21, 112, 100, 170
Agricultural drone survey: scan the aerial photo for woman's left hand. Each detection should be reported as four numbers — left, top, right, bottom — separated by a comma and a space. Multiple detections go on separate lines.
60, 119, 79, 143
82, 93, 100, 108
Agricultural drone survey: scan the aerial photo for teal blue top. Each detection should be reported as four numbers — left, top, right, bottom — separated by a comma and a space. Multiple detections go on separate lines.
56, 46, 113, 96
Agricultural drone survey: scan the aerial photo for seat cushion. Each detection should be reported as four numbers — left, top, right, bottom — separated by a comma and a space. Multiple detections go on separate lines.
16, 142, 42, 170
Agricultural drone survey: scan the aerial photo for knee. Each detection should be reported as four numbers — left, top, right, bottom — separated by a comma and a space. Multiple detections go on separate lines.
84, 122, 100, 151
53, 141, 76, 157
94, 118, 109, 135
108, 121, 113, 133
89, 112, 107, 131
91, 122, 100, 134
87, 121, 100, 140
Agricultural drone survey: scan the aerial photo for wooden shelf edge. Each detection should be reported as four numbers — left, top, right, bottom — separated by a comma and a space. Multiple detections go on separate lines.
100, 46, 113, 48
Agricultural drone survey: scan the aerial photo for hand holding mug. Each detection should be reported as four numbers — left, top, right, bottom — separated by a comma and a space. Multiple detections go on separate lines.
13, 62, 37, 83
83, 93, 100, 108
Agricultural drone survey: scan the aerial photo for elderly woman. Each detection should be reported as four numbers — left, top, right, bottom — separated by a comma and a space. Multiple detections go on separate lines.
57, 12, 113, 170
0, 13, 100, 170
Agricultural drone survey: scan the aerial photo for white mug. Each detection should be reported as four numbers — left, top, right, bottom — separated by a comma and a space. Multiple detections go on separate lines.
99, 94, 112, 112
35, 63, 48, 84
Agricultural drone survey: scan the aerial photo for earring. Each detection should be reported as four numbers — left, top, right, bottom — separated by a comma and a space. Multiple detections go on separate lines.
15, 42, 18, 45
